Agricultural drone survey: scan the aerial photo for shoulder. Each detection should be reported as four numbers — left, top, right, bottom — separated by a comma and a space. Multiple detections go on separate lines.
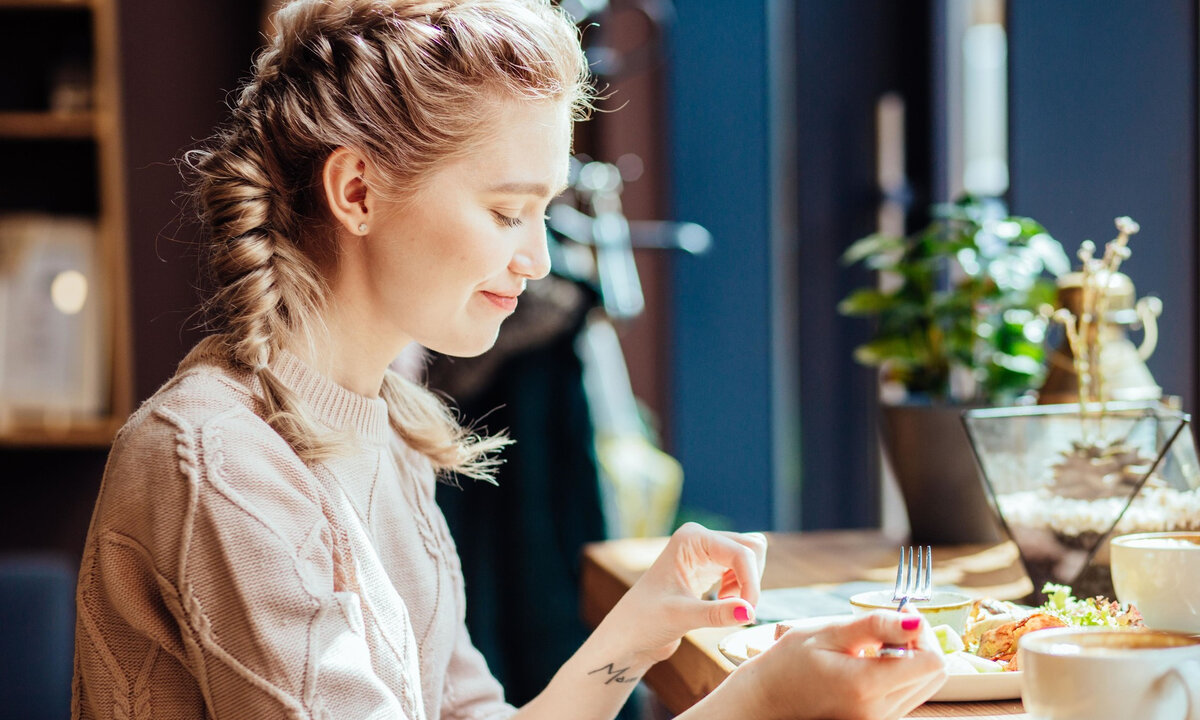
114, 335, 260, 444
99, 351, 323, 551
111, 357, 279, 475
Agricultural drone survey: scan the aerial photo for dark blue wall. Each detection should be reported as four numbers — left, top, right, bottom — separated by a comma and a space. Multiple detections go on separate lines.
1009, 1, 1197, 410
665, 1, 932, 532
666, 4, 776, 531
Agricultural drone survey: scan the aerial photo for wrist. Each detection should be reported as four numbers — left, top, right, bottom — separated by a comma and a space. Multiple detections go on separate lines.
591, 608, 662, 673
599, 588, 681, 667
521, 609, 658, 720
553, 619, 657, 703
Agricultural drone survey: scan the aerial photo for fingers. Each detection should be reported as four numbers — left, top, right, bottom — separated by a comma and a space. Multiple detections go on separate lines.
813, 611, 928, 656
673, 523, 765, 607
651, 593, 756, 634
714, 531, 767, 602
717, 530, 768, 579
760, 616, 947, 720
814, 614, 947, 715
850, 662, 947, 720
888, 663, 949, 709
837, 612, 947, 693
699, 527, 766, 606
871, 651, 949, 719
707, 597, 756, 627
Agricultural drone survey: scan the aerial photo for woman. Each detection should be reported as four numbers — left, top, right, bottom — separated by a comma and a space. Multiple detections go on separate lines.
73, 1, 946, 718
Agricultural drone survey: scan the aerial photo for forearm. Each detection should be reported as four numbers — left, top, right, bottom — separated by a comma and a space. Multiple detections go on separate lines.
670, 665, 776, 720
512, 608, 656, 720
511, 524, 766, 720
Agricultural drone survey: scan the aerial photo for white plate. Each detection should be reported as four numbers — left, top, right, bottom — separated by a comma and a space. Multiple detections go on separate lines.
717, 617, 1023, 703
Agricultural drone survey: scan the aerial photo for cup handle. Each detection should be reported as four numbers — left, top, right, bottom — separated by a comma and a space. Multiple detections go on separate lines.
1168, 660, 1200, 720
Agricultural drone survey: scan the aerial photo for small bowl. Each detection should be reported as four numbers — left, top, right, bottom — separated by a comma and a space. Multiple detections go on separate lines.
849, 589, 973, 635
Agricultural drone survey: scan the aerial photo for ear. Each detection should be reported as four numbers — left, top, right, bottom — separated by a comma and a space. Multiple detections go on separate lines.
322, 147, 372, 235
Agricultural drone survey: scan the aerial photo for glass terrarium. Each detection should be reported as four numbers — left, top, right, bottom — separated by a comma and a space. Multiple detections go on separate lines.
962, 401, 1200, 603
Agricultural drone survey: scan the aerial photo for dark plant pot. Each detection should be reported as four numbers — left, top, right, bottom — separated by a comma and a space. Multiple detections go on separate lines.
881, 403, 1002, 545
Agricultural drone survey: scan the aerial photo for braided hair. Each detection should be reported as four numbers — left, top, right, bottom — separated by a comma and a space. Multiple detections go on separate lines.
185, 0, 591, 477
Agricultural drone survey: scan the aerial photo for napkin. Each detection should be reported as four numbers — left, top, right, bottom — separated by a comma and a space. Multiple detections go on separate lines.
754, 582, 966, 623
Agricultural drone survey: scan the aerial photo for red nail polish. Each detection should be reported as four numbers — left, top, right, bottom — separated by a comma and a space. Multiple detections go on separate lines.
734, 606, 751, 623
901, 616, 921, 631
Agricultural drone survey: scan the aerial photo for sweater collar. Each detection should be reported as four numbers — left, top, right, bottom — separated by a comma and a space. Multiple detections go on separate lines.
271, 348, 390, 444
181, 335, 391, 444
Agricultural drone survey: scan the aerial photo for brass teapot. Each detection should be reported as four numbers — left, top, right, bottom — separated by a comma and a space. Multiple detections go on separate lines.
1038, 217, 1163, 405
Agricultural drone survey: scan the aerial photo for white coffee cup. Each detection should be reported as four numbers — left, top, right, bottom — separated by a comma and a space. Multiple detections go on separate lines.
1111, 532, 1200, 634
1020, 628, 1200, 720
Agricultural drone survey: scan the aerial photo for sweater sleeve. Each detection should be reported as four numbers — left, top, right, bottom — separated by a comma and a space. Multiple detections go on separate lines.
161, 408, 421, 719
441, 621, 517, 720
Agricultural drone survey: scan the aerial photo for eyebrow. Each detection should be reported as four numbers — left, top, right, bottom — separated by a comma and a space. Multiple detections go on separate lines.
485, 181, 569, 198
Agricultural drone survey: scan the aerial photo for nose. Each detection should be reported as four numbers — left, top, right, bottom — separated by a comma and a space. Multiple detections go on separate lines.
510, 224, 552, 280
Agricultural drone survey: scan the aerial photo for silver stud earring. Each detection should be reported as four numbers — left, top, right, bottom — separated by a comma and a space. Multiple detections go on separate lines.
358, 223, 368, 233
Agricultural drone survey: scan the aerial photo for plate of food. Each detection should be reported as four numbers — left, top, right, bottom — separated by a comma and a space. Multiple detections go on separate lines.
717, 584, 1144, 703
716, 614, 1025, 702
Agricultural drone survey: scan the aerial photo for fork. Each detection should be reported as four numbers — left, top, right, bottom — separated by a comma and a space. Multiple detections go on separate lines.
891, 545, 933, 611
878, 545, 932, 658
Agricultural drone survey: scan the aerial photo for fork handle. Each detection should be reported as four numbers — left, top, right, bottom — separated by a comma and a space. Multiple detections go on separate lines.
880, 598, 915, 658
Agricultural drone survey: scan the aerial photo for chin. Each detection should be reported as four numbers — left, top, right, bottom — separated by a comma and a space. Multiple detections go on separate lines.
426, 330, 502, 359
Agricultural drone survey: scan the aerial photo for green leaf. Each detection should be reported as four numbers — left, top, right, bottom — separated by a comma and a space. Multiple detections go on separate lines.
1029, 233, 1071, 276
842, 234, 904, 265
992, 352, 1042, 375
852, 337, 915, 366
1014, 217, 1048, 239
836, 193, 1069, 401
838, 288, 897, 316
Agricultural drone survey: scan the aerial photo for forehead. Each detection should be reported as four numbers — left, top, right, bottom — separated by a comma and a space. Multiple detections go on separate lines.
449, 99, 573, 192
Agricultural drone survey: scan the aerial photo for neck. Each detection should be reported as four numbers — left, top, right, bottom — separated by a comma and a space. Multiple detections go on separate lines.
285, 314, 410, 398
292, 229, 414, 396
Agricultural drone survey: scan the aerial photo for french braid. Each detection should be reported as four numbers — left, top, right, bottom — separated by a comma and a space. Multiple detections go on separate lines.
185, 0, 591, 474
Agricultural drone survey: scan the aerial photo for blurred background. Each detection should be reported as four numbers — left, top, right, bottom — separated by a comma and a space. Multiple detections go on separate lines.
0, 0, 1196, 718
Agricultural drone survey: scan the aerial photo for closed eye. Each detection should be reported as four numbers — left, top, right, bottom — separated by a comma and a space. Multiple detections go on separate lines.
491, 210, 523, 228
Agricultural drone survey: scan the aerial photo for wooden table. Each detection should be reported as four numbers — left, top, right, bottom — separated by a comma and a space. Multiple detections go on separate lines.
580, 530, 1034, 719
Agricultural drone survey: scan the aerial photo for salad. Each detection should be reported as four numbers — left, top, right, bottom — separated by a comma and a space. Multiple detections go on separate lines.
934, 583, 1144, 674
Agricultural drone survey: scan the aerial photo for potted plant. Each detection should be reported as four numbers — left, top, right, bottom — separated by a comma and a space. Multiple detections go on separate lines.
839, 195, 1070, 543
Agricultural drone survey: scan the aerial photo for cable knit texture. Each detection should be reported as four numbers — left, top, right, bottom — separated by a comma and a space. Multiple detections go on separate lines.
73, 336, 516, 720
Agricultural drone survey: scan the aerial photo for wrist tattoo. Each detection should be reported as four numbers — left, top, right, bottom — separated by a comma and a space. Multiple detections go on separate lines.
588, 663, 640, 685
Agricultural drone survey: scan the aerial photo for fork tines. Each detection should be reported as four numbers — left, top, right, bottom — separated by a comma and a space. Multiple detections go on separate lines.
891, 545, 933, 610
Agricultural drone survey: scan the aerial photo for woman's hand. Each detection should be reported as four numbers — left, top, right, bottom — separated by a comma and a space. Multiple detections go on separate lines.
705, 610, 948, 720
600, 522, 767, 666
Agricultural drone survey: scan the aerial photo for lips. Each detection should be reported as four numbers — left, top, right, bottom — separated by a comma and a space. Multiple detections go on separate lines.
481, 290, 519, 312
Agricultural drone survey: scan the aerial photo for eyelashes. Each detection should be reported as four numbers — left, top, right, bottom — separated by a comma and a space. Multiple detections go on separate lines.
491, 211, 552, 228
491, 210, 523, 228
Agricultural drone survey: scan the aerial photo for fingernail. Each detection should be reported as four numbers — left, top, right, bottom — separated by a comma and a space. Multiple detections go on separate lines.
734, 606, 752, 624
901, 616, 921, 631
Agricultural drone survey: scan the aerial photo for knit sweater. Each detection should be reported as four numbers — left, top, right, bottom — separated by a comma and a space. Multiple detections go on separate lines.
73, 336, 517, 720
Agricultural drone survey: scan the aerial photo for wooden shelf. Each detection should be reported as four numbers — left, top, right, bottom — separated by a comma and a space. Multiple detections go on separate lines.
0, 415, 122, 448
0, 0, 133, 451
0, 110, 94, 139
0, 0, 90, 9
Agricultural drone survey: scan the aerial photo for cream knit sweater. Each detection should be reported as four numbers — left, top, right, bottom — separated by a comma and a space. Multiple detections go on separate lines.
73, 336, 516, 720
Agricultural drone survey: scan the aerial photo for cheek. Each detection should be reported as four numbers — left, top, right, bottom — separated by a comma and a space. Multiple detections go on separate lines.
390, 222, 467, 276
449, 228, 512, 277
391, 211, 512, 292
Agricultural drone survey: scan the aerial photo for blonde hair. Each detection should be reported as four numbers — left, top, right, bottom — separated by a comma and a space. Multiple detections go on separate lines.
185, 0, 592, 480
